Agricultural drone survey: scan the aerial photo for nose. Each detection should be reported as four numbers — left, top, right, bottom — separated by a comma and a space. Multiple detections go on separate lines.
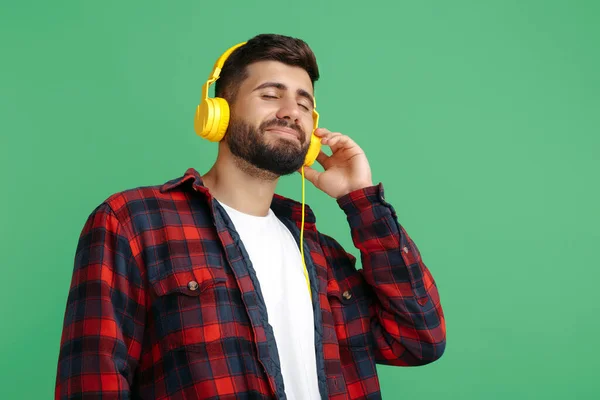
275, 97, 301, 125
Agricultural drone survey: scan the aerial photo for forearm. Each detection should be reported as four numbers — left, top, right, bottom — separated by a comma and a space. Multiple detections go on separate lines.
337, 184, 446, 364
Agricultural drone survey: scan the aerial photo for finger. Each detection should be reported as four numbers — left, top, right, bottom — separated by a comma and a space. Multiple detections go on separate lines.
320, 131, 342, 144
323, 133, 343, 144
315, 150, 330, 165
300, 165, 321, 184
324, 134, 354, 151
314, 128, 330, 137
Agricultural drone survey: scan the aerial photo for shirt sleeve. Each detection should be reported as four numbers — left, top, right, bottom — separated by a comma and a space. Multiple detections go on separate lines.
55, 202, 146, 399
328, 183, 446, 366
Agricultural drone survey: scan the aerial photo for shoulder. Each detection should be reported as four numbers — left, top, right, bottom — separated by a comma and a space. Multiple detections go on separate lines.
85, 170, 199, 231
102, 183, 172, 216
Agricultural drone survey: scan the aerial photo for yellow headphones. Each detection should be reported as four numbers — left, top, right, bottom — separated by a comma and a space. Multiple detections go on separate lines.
194, 41, 319, 299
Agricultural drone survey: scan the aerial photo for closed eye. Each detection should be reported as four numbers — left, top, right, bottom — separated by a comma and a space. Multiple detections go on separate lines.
261, 94, 310, 112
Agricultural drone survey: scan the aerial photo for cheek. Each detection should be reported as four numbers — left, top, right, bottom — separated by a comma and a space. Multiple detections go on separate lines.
303, 115, 315, 134
253, 110, 276, 129
232, 99, 267, 124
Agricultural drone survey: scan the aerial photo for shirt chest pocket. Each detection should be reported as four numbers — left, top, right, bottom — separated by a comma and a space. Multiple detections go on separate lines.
326, 272, 375, 350
147, 263, 238, 351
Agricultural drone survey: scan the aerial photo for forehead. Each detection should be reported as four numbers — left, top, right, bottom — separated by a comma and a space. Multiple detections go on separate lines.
241, 61, 313, 95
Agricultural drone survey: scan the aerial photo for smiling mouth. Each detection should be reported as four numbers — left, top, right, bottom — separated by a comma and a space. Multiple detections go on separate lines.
265, 128, 300, 141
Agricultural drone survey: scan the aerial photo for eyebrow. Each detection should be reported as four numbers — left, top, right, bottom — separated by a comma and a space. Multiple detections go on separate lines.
252, 81, 314, 107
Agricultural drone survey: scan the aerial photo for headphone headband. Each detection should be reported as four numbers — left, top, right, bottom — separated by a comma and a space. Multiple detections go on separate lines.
201, 42, 246, 101
209, 41, 247, 81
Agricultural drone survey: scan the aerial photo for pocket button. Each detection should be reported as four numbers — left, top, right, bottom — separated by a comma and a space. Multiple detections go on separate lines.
188, 281, 199, 291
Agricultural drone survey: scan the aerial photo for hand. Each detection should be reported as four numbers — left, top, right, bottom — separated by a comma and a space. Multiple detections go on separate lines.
299, 128, 373, 199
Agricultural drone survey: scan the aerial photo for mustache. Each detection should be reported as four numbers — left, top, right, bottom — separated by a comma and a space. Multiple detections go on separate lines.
260, 119, 305, 138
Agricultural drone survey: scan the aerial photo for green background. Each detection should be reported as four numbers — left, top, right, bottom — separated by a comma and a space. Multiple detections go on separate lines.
1, 0, 598, 398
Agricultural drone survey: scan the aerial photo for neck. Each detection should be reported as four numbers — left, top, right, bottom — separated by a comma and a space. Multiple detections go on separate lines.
202, 144, 280, 217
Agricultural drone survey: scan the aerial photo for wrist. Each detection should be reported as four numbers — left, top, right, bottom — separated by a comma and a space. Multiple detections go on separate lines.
343, 181, 374, 196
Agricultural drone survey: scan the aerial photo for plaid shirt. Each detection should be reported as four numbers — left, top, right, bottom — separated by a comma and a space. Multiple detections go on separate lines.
55, 168, 446, 399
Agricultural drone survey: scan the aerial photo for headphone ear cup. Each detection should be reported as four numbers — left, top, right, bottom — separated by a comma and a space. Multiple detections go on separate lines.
211, 97, 230, 141
304, 132, 322, 167
194, 97, 230, 142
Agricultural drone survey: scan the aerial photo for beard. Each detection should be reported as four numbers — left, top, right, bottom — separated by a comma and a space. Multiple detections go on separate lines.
225, 116, 310, 178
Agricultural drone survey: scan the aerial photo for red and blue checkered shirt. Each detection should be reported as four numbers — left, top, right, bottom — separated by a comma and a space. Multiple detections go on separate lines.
55, 168, 446, 399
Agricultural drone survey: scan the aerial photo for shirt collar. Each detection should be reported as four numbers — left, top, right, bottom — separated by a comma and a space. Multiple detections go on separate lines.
160, 168, 316, 224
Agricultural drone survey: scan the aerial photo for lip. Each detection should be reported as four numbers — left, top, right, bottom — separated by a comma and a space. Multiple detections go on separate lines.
266, 127, 300, 141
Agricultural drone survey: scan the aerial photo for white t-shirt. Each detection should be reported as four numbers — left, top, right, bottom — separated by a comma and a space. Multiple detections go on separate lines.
217, 200, 320, 399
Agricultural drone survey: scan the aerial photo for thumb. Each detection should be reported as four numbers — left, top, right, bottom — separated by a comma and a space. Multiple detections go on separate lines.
300, 165, 321, 185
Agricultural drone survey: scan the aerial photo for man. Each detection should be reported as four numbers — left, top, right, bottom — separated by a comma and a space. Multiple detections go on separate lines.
55, 33, 446, 399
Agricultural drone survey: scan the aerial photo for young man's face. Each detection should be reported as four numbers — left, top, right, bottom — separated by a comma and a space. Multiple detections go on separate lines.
224, 60, 316, 177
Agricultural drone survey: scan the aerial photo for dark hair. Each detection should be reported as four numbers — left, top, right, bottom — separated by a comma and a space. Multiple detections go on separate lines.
214, 33, 319, 103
